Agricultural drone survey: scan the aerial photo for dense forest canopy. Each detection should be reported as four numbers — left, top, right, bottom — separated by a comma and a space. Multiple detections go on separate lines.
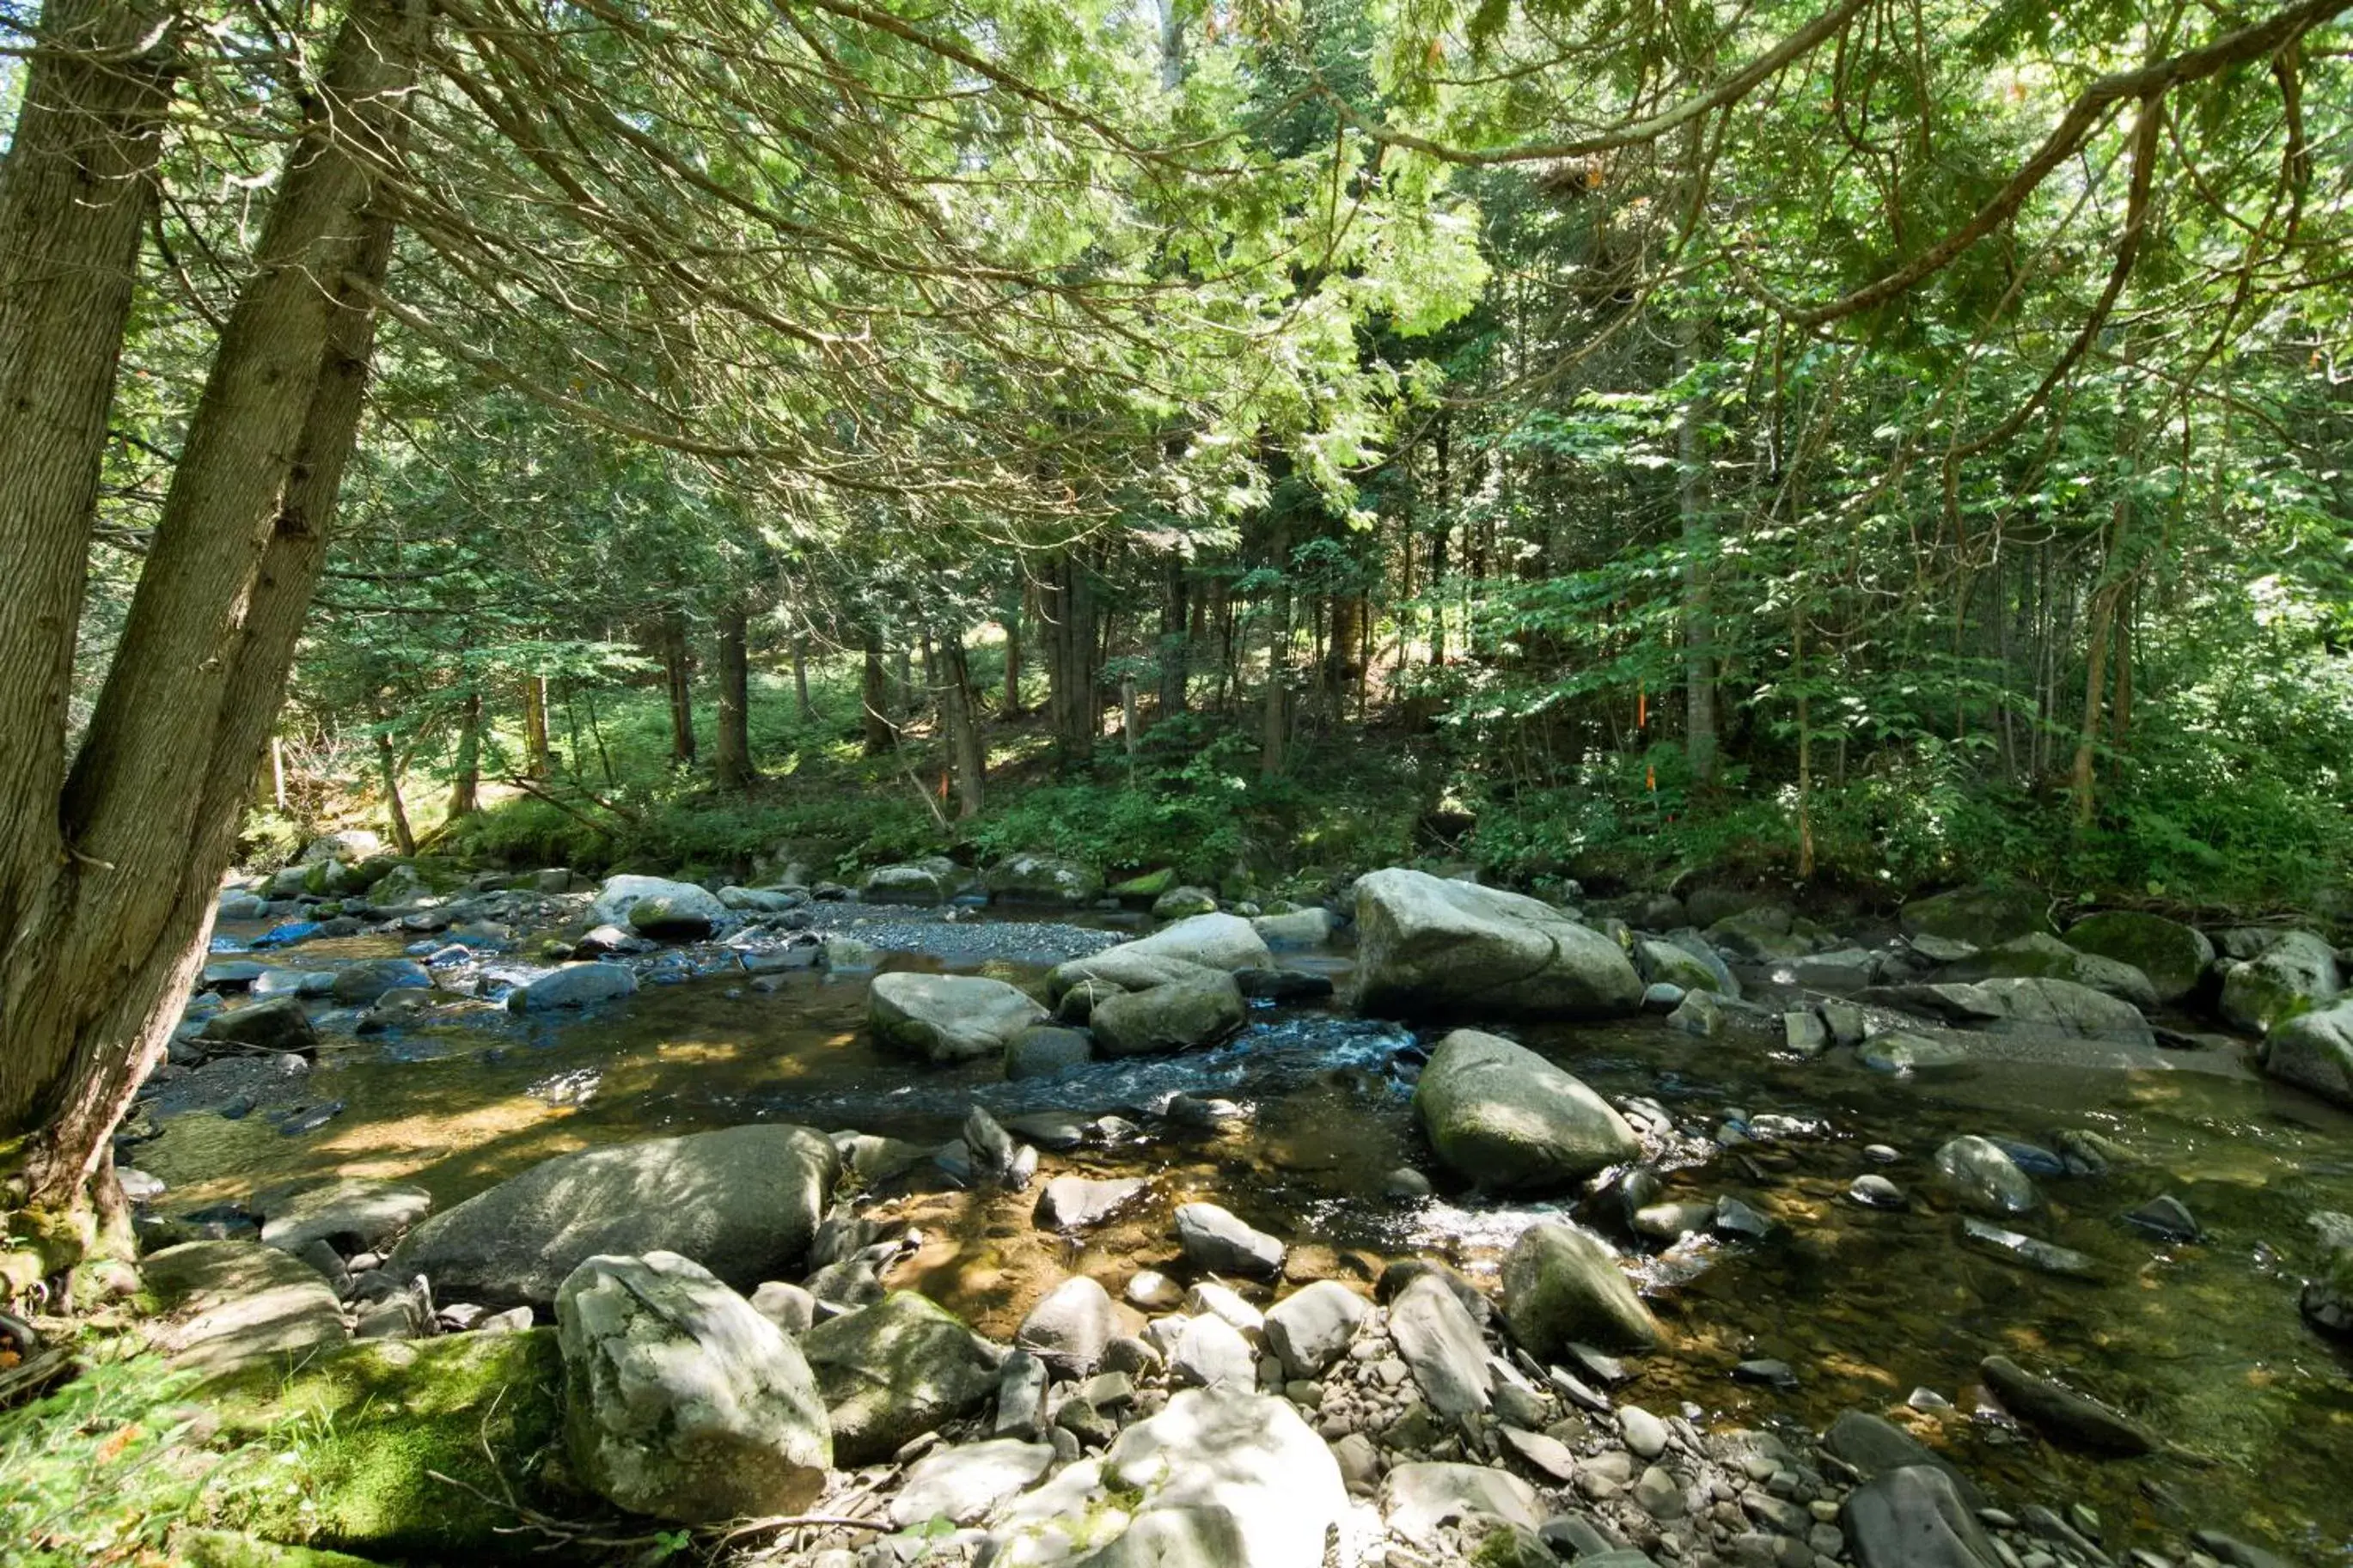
3, 0, 2352, 1223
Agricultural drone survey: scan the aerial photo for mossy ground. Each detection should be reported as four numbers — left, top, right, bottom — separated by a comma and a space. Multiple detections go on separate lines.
203, 1329, 578, 1560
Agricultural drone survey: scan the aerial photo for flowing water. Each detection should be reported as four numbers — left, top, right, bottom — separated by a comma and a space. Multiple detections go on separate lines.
135, 912, 2353, 1565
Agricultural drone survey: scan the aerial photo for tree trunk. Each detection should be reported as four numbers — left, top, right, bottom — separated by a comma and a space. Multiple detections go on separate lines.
448, 690, 482, 818
792, 637, 814, 719
940, 634, 987, 818
378, 729, 416, 856
0, 0, 176, 967
860, 628, 895, 753
269, 735, 287, 812
1044, 553, 1099, 763
521, 674, 552, 779
1157, 556, 1189, 722
1, 0, 421, 1219
1000, 592, 1026, 718
1260, 518, 1293, 781
1677, 316, 1719, 786
661, 613, 697, 766
713, 605, 753, 790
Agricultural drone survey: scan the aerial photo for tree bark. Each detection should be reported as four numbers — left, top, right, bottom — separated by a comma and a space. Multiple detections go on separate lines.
378, 729, 416, 856
1677, 315, 1719, 786
713, 604, 753, 790
661, 613, 697, 765
792, 637, 814, 719
1260, 517, 1293, 781
939, 633, 987, 818
521, 674, 553, 779
1157, 555, 1189, 722
860, 627, 895, 753
448, 689, 482, 818
999, 591, 1025, 718
2, 0, 423, 1217
0, 0, 177, 975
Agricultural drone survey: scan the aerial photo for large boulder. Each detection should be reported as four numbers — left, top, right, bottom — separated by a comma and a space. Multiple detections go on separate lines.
859, 857, 963, 905
1635, 937, 1738, 999
1088, 972, 1244, 1057
555, 1251, 831, 1522
1118, 912, 1272, 971
145, 1240, 348, 1381
1498, 1220, 1661, 1355
869, 972, 1049, 1065
1047, 949, 1221, 1003
329, 958, 432, 1006
258, 1179, 431, 1256
590, 875, 727, 935
2219, 930, 2342, 1034
983, 852, 1103, 906
387, 1125, 837, 1309
2063, 912, 2214, 1005
199, 996, 318, 1056
301, 829, 385, 864
1898, 886, 2052, 949
1386, 1272, 1493, 1423
2261, 1001, 2353, 1108
1414, 1029, 1641, 1192
1076, 1386, 1347, 1568
1945, 933, 2158, 1011
1354, 869, 1641, 1020
507, 962, 638, 1011
800, 1291, 1003, 1464
1858, 977, 2154, 1046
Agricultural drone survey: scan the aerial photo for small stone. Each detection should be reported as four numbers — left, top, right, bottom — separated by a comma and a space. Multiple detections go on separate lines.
1849, 1174, 1907, 1210
1173, 1201, 1285, 1277
1635, 1464, 1686, 1519
1125, 1269, 1182, 1311
1715, 1196, 1774, 1240
1733, 1358, 1799, 1388
1500, 1425, 1580, 1482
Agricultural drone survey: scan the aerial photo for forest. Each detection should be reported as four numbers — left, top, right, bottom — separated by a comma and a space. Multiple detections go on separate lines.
3, 0, 2353, 1565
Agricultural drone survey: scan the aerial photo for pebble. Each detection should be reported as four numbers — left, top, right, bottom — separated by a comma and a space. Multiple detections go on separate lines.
1849, 1174, 1907, 1210
1864, 1144, 1901, 1163
1733, 1359, 1799, 1389
1635, 1465, 1685, 1518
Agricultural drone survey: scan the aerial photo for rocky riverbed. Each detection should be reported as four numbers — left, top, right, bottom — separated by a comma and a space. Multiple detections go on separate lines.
95, 851, 2353, 1566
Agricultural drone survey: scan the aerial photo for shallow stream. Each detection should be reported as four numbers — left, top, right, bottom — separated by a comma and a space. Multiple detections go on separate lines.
136, 909, 2353, 1565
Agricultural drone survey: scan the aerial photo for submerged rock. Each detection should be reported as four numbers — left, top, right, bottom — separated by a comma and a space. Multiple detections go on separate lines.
199, 996, 318, 1056
506, 961, 637, 1011
1413, 1028, 1641, 1192
1932, 1136, 2039, 1216
1036, 1175, 1148, 1231
1354, 868, 1642, 1021
1978, 1355, 2157, 1454
1088, 971, 1244, 1057
1005, 1024, 1093, 1080
869, 971, 1048, 1065
1500, 1220, 1661, 1355
555, 1250, 830, 1522
387, 1125, 836, 1309
1959, 1217, 2099, 1279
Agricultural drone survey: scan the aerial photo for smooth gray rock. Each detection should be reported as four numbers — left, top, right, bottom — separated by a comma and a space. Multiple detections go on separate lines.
1384, 1461, 1541, 1547
329, 958, 433, 1006
889, 1438, 1054, 1528
199, 996, 317, 1055
1500, 1220, 1662, 1355
1017, 1275, 1117, 1377
1073, 1386, 1346, 1567
257, 1178, 431, 1256
1263, 1281, 1370, 1379
1174, 1202, 1284, 1277
1413, 1028, 1641, 1192
1036, 1175, 1148, 1231
1932, 1136, 2038, 1216
1169, 1314, 1256, 1388
858, 859, 961, 905
588, 875, 727, 937
1089, 972, 1244, 1057
1843, 1465, 2001, 1568
2220, 930, 2342, 1034
1822, 1411, 1985, 1510
555, 1250, 830, 1522
508, 961, 638, 1011
1119, 912, 1271, 970
1861, 977, 2154, 1045
387, 1125, 836, 1309
2261, 1000, 2353, 1107
983, 853, 1103, 906
1857, 1031, 1970, 1076
1252, 907, 1335, 949
144, 1239, 347, 1380
870, 972, 1049, 1065
1152, 885, 1220, 920
1354, 868, 1642, 1020
1946, 932, 2159, 1011
801, 1291, 1002, 1464
1386, 1272, 1493, 1422
749, 1280, 816, 1333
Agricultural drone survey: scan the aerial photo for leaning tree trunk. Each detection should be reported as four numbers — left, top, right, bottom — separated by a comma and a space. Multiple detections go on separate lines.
0, 0, 177, 1004
1, 0, 424, 1231
447, 689, 483, 817
712, 604, 754, 790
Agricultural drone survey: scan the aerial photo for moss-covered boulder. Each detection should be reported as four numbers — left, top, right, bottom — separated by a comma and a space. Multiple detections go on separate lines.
205, 1331, 572, 1560
174, 1531, 384, 1568
801, 1291, 1002, 1464
2219, 930, 2342, 1034
1107, 868, 1176, 902
2062, 912, 2214, 1005
1946, 932, 2157, 1011
1899, 885, 2052, 949
983, 853, 1103, 906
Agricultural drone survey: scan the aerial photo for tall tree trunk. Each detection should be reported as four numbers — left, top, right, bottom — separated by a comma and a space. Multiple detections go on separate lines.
378, 729, 416, 856
860, 628, 895, 754
447, 690, 482, 818
0, 0, 421, 1220
521, 674, 552, 779
1000, 591, 1026, 718
1677, 315, 1719, 786
1044, 553, 1099, 763
1260, 519, 1293, 781
939, 634, 987, 818
0, 0, 176, 973
713, 604, 754, 790
661, 613, 696, 766
1157, 556, 1189, 722
792, 636, 814, 719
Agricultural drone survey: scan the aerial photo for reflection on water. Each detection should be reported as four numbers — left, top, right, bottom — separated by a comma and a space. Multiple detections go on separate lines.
138, 930, 2353, 1565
